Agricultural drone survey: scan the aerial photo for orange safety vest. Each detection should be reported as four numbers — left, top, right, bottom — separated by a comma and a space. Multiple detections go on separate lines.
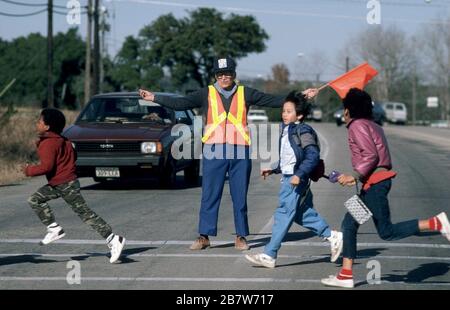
202, 85, 251, 146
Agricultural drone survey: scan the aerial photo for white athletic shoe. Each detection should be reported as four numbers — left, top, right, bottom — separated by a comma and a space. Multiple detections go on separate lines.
321, 275, 354, 288
436, 212, 450, 242
245, 253, 276, 268
327, 230, 343, 263
107, 234, 126, 263
39, 223, 65, 245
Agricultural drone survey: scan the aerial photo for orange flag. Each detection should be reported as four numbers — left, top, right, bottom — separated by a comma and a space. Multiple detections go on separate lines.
327, 62, 378, 98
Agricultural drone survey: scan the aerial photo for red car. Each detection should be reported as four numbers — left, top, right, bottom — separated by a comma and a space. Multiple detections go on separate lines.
63, 92, 200, 186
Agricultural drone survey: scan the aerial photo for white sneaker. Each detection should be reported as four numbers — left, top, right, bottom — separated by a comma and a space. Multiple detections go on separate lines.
245, 253, 276, 268
327, 230, 343, 263
39, 223, 65, 245
107, 234, 126, 263
436, 212, 450, 242
321, 275, 354, 288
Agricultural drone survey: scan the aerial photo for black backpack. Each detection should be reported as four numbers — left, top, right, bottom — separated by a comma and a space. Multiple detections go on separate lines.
293, 124, 325, 182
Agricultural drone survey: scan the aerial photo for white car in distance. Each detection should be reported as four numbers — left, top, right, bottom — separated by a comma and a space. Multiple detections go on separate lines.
247, 109, 269, 123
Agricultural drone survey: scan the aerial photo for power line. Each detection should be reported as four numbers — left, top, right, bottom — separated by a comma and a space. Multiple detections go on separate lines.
0, 8, 47, 17
0, 0, 66, 9
109, 0, 450, 25
0, 9, 88, 17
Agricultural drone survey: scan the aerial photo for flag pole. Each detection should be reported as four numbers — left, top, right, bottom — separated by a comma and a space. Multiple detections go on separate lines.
317, 83, 328, 92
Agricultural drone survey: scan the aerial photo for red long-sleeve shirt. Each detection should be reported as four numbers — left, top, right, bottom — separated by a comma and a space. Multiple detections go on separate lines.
25, 131, 77, 186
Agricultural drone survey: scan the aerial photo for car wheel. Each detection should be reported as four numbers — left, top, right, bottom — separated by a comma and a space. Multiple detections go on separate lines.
184, 159, 200, 185
336, 120, 342, 126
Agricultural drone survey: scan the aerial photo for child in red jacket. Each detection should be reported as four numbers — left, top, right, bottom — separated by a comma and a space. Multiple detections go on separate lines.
23, 108, 125, 263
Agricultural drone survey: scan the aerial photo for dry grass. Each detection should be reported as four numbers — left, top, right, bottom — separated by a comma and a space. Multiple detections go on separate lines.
0, 107, 79, 186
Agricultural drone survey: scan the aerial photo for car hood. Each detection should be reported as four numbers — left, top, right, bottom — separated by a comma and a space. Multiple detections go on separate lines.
63, 122, 170, 141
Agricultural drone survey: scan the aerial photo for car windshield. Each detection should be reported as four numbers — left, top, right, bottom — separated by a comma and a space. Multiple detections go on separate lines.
77, 97, 174, 124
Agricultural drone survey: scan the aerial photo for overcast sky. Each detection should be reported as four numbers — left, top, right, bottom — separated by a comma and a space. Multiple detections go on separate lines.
1, 0, 449, 81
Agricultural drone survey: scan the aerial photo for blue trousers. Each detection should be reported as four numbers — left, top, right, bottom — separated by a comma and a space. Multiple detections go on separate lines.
341, 179, 420, 259
264, 175, 331, 259
198, 144, 251, 237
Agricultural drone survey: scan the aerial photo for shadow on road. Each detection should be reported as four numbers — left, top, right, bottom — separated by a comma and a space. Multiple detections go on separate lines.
119, 246, 156, 264
276, 256, 330, 268
355, 262, 450, 287
0, 183, 22, 188
383, 262, 450, 283
81, 176, 202, 191
245, 231, 318, 249
0, 255, 59, 266
70, 247, 156, 264
357, 247, 387, 258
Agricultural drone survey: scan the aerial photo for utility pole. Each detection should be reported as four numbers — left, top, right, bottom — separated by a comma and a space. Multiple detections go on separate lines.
412, 63, 417, 126
100, 6, 108, 93
92, 0, 100, 95
83, 0, 93, 107
47, 0, 54, 108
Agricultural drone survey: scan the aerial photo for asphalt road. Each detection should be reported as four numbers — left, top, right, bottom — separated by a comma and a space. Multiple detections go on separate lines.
0, 123, 449, 291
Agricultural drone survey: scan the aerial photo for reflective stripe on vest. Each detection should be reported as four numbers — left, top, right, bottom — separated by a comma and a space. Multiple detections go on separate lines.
202, 85, 251, 145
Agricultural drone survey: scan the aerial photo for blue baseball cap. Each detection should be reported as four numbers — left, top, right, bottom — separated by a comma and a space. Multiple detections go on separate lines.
213, 57, 236, 74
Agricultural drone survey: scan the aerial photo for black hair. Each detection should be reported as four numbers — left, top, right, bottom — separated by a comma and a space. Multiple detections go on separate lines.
40, 108, 66, 134
284, 91, 311, 117
343, 88, 373, 120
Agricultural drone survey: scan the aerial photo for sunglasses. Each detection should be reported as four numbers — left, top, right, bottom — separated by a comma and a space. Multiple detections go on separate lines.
215, 71, 234, 78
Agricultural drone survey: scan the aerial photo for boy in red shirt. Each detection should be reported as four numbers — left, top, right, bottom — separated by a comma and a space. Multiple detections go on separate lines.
23, 108, 125, 263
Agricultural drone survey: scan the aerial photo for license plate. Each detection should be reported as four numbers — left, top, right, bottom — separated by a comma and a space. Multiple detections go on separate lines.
95, 167, 120, 178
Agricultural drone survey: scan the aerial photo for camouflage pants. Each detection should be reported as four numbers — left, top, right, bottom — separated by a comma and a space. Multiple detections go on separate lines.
27, 179, 112, 239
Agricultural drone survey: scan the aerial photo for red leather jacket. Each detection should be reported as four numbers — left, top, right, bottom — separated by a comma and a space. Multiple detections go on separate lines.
346, 118, 392, 182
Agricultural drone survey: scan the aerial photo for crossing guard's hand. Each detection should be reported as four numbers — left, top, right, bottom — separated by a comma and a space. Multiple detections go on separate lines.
139, 89, 155, 101
302, 88, 319, 100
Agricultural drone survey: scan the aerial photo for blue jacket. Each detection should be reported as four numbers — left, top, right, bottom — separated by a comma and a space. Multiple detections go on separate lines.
271, 122, 320, 181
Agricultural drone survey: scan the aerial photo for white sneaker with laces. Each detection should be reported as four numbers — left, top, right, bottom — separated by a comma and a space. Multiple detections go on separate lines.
245, 253, 276, 268
40, 223, 65, 245
436, 212, 450, 242
107, 234, 126, 263
327, 230, 343, 263
321, 275, 354, 288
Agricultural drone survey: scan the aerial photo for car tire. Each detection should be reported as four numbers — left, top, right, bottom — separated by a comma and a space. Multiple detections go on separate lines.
184, 159, 200, 185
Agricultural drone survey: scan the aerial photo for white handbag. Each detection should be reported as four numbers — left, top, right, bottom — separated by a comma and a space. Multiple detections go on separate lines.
344, 184, 373, 225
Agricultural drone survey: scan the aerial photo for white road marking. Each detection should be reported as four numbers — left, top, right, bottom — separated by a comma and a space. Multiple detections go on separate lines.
0, 276, 449, 287
1, 252, 449, 261
1, 238, 449, 249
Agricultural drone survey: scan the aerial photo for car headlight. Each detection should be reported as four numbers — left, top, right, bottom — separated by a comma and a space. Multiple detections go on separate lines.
71, 142, 76, 150
141, 142, 161, 154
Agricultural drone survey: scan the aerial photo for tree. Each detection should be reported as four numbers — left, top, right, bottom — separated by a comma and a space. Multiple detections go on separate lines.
0, 29, 86, 108
295, 49, 328, 84
264, 63, 290, 93
339, 26, 414, 101
138, 8, 269, 89
109, 36, 164, 92
419, 17, 450, 121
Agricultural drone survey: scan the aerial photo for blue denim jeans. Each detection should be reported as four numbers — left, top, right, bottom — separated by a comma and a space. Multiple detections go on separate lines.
264, 175, 331, 259
341, 179, 419, 259
199, 144, 251, 237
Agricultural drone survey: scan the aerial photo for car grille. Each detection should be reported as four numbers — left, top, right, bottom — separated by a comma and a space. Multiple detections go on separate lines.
75, 142, 141, 153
